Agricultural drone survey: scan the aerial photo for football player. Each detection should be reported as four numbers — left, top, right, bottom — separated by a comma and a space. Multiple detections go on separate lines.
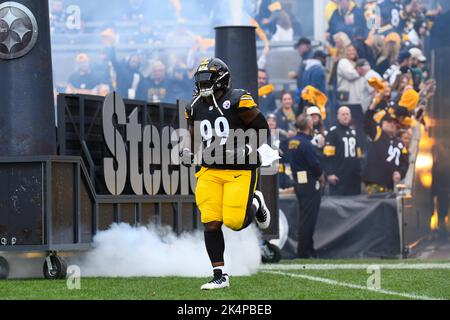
181, 58, 271, 290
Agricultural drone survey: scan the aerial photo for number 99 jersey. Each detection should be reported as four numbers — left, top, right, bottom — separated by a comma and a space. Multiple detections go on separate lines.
185, 88, 260, 170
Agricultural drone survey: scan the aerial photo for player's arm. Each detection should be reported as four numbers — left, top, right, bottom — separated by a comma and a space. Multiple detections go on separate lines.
180, 105, 196, 166
221, 92, 270, 164
238, 93, 270, 147
185, 119, 195, 151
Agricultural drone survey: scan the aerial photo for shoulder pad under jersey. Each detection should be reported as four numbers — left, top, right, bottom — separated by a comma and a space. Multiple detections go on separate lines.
234, 89, 257, 110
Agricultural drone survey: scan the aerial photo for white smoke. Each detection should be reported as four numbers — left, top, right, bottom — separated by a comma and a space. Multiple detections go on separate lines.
230, 0, 245, 25
76, 223, 262, 278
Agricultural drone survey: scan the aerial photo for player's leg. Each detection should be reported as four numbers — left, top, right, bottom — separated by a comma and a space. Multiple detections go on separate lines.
201, 221, 230, 290
222, 169, 265, 231
200, 169, 255, 290
195, 169, 229, 290
254, 190, 271, 230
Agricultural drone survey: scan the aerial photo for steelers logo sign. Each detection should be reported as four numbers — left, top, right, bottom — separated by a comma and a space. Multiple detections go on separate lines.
223, 100, 231, 110
0, 2, 38, 60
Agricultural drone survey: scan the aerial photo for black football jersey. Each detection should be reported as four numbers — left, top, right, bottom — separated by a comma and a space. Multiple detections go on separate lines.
185, 89, 261, 170
362, 132, 409, 189
363, 109, 409, 189
324, 124, 363, 194
378, 0, 404, 31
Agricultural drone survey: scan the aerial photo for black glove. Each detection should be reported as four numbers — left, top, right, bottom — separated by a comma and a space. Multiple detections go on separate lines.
180, 148, 194, 167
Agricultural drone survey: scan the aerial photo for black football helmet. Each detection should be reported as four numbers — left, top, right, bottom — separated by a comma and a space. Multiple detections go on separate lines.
194, 58, 231, 97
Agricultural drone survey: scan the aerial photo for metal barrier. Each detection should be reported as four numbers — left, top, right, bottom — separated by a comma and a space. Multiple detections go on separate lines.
0, 156, 198, 279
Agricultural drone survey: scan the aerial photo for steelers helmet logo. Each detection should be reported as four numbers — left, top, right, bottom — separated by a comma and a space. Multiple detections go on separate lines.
223, 100, 231, 110
0, 2, 38, 60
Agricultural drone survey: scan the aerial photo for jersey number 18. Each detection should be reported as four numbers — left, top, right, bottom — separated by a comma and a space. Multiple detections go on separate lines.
342, 137, 357, 158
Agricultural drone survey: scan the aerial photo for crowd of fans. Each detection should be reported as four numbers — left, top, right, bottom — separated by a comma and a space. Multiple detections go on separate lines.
51, 0, 443, 197
259, 0, 442, 197
51, 0, 305, 103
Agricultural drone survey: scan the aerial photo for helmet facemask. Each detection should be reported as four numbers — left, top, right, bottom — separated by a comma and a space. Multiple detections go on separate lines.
195, 72, 216, 97
195, 70, 230, 98
192, 58, 231, 116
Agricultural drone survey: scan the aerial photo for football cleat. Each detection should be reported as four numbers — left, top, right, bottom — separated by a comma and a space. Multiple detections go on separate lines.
201, 270, 230, 290
254, 191, 271, 230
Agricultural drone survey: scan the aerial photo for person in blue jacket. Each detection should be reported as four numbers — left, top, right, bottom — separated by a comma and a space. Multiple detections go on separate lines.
300, 50, 328, 96
288, 114, 324, 258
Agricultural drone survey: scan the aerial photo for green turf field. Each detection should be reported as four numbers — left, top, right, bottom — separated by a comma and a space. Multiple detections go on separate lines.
1, 260, 449, 300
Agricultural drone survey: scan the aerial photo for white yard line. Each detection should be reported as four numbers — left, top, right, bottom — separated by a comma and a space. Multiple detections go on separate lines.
261, 263, 450, 271
263, 271, 443, 300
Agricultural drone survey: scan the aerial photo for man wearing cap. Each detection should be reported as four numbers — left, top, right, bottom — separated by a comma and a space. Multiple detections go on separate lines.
356, 58, 382, 112
292, 38, 314, 91
324, 106, 363, 195
300, 50, 328, 96
356, 59, 382, 82
409, 47, 426, 91
66, 53, 101, 95
306, 106, 326, 152
409, 48, 427, 65
306, 107, 327, 172
363, 102, 409, 195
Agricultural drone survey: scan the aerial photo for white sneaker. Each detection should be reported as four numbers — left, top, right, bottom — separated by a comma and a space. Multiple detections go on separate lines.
254, 191, 271, 230
201, 271, 230, 290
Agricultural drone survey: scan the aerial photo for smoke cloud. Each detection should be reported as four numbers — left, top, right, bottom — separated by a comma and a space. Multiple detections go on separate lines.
75, 223, 262, 278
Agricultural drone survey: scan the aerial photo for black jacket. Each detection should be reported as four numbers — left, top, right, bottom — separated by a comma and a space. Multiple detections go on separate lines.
362, 110, 409, 189
288, 133, 323, 195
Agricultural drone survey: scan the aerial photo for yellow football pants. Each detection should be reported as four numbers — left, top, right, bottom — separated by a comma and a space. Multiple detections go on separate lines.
195, 167, 258, 231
